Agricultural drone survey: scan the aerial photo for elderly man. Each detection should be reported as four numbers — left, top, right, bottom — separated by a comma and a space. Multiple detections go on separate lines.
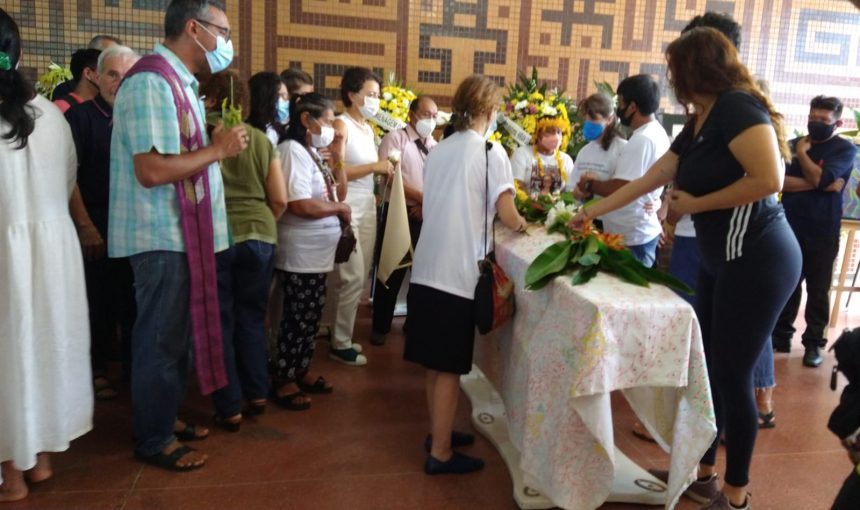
109, 0, 247, 471
66, 45, 140, 400
371, 96, 439, 346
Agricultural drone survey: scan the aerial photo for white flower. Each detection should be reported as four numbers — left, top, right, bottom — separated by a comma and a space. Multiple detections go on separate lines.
541, 103, 558, 116
383, 92, 394, 101
544, 201, 576, 228
388, 148, 402, 164
515, 100, 528, 111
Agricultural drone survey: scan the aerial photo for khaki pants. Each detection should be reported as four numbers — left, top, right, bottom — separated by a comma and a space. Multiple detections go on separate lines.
322, 191, 376, 350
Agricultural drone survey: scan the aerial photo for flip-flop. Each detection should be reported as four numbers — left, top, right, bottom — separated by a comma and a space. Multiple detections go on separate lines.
135, 445, 204, 472
273, 391, 311, 411
174, 423, 209, 441
758, 411, 776, 429
298, 376, 334, 394
93, 376, 118, 401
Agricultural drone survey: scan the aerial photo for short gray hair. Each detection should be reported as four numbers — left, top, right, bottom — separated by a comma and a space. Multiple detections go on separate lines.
97, 45, 139, 73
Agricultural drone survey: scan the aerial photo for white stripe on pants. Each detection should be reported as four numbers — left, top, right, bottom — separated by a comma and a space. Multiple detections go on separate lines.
322, 191, 376, 350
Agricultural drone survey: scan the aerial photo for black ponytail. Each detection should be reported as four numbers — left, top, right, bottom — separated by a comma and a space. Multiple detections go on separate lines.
286, 92, 334, 146
0, 8, 36, 150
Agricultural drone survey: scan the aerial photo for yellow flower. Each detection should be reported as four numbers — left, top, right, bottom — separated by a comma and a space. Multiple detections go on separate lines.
522, 115, 537, 134
529, 92, 544, 101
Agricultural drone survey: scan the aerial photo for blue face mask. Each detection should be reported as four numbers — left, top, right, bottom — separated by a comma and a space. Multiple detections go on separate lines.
275, 99, 290, 123
195, 24, 234, 74
582, 120, 605, 142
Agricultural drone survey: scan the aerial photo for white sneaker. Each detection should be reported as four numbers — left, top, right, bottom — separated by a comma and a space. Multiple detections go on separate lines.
352, 342, 363, 353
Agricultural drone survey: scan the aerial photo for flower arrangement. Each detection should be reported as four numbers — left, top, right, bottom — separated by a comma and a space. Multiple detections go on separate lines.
514, 180, 576, 223
496, 67, 579, 159
523, 212, 693, 294
369, 72, 418, 140
35, 62, 73, 100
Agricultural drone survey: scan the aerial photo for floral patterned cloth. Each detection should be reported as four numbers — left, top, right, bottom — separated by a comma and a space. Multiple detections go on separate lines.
476, 227, 716, 510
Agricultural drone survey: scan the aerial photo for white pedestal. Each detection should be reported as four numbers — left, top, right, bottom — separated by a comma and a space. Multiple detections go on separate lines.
460, 366, 669, 509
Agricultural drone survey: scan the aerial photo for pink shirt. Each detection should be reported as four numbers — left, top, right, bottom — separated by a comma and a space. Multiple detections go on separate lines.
378, 124, 437, 206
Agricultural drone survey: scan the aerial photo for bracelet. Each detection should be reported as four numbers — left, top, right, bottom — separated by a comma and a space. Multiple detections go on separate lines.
581, 205, 590, 221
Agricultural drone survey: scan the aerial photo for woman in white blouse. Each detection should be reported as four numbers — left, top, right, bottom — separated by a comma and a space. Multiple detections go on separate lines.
406, 75, 527, 475
272, 93, 350, 410
324, 67, 393, 366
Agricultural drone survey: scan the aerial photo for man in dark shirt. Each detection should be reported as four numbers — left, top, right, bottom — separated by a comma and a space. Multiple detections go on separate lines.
66, 44, 140, 397
773, 95, 857, 367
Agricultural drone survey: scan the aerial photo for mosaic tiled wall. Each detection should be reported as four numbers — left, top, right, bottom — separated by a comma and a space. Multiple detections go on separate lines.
10, 0, 860, 131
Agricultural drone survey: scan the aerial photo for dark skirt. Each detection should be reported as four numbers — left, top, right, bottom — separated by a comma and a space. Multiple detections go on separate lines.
404, 283, 476, 375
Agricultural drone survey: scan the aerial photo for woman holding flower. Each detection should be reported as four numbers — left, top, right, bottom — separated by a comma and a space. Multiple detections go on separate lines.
510, 114, 574, 196
323, 67, 393, 367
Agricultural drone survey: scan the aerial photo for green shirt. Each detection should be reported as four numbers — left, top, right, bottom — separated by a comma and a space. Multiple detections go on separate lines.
220, 123, 279, 244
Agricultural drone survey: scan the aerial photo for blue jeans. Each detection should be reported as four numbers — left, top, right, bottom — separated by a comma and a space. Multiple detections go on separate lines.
212, 241, 275, 418
129, 251, 192, 457
668, 235, 701, 307
628, 235, 659, 268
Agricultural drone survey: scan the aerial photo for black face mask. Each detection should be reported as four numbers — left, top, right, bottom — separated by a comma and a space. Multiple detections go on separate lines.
807, 121, 836, 141
616, 103, 632, 127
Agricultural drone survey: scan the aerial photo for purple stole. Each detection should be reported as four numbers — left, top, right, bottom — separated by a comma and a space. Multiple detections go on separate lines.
125, 54, 227, 395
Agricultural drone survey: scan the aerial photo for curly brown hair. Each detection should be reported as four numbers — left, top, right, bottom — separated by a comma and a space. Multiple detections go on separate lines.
666, 27, 789, 161
199, 68, 250, 115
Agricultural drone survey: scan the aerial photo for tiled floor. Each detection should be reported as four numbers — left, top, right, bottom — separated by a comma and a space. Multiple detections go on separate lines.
5, 296, 858, 510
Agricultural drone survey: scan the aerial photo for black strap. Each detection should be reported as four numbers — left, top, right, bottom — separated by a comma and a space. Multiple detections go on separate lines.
415, 138, 430, 156
483, 141, 493, 258
301, 144, 337, 203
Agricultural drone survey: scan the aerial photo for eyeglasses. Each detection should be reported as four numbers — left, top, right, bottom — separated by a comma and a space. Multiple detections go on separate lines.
195, 19, 231, 42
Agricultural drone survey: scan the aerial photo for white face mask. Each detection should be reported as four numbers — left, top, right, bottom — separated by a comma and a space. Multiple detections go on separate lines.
311, 125, 335, 148
484, 112, 498, 141
415, 118, 436, 139
358, 96, 380, 119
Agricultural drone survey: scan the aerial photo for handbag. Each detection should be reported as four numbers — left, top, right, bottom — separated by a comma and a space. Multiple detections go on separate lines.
474, 141, 515, 335
304, 145, 356, 264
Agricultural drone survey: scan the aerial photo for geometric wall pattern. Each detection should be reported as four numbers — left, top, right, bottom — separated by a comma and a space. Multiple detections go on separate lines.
11, 0, 860, 132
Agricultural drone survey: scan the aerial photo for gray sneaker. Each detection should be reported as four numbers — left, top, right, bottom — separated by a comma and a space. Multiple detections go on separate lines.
700, 492, 751, 509
648, 469, 721, 504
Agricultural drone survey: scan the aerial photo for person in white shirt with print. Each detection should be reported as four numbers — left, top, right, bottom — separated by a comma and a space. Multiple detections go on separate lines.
577, 75, 669, 267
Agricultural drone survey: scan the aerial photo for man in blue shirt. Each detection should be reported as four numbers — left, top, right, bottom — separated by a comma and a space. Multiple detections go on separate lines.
66, 44, 139, 399
773, 95, 857, 367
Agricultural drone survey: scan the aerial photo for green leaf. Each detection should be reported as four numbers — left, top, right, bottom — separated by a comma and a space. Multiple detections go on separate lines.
583, 235, 599, 256
527, 273, 558, 291
525, 240, 572, 288
578, 252, 601, 266
571, 264, 599, 286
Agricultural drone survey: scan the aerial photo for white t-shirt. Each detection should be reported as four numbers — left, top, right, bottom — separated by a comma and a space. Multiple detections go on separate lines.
274, 140, 341, 273
675, 214, 696, 237
510, 145, 575, 193
599, 120, 670, 246
570, 137, 627, 190
411, 130, 515, 299
338, 113, 378, 194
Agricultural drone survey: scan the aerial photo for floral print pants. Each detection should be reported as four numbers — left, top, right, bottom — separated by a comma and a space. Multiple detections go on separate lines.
276, 272, 327, 384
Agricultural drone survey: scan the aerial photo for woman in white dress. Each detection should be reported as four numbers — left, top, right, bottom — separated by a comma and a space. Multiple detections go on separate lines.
0, 9, 93, 501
